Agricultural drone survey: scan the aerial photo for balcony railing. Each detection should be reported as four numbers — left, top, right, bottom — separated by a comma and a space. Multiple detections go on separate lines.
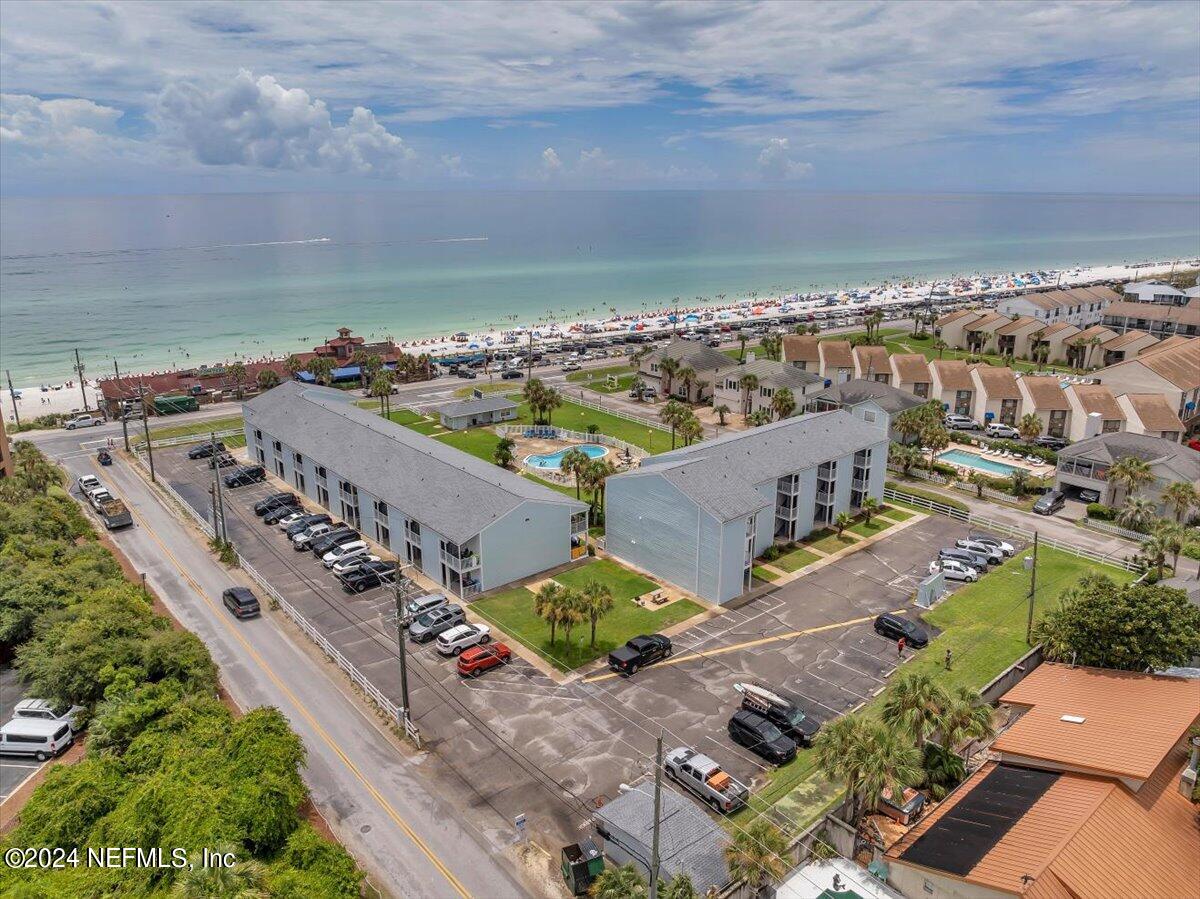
440, 547, 480, 571
851, 478, 867, 491
816, 489, 834, 503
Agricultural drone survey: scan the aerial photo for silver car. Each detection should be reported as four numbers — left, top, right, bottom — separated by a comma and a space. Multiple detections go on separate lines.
408, 604, 465, 643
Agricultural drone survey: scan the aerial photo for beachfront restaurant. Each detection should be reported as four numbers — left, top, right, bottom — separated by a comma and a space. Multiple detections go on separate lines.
243, 382, 587, 597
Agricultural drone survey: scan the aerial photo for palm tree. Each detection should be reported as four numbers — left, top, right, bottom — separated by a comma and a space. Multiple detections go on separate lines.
675, 365, 697, 402
1116, 497, 1156, 531
561, 447, 591, 499
350, 349, 370, 388
881, 672, 949, 749
921, 423, 951, 471
937, 685, 995, 757
1010, 467, 1030, 498
1107, 456, 1155, 504
583, 459, 617, 517
12, 441, 59, 493
369, 370, 395, 416
892, 407, 926, 446
589, 864, 646, 899
658, 356, 680, 398
557, 588, 585, 648
173, 846, 267, 898
737, 333, 749, 362
1163, 481, 1199, 524
660, 400, 688, 449
864, 310, 885, 344
714, 403, 731, 426
761, 332, 782, 361
857, 727, 923, 820
724, 819, 789, 898
738, 373, 760, 419
890, 442, 922, 477
814, 715, 873, 818
678, 414, 704, 447
1018, 412, 1042, 441
227, 361, 248, 399
580, 579, 615, 647
834, 511, 853, 537
308, 356, 335, 385
932, 339, 948, 359
543, 386, 562, 424
1140, 532, 1169, 579
1155, 521, 1188, 573
283, 354, 305, 379
523, 378, 546, 422
255, 368, 280, 391
770, 387, 796, 421
533, 582, 567, 645
748, 408, 773, 427
493, 436, 516, 469
660, 872, 697, 899
364, 353, 384, 388
1086, 335, 1104, 369
860, 496, 880, 525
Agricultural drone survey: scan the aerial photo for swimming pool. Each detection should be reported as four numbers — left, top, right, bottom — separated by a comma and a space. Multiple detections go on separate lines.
938, 449, 1020, 477
524, 444, 609, 470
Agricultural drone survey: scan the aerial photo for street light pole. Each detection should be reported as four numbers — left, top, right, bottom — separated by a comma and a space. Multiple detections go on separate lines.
5, 370, 20, 429
1025, 531, 1039, 645
113, 360, 130, 452
649, 730, 663, 899
74, 348, 90, 412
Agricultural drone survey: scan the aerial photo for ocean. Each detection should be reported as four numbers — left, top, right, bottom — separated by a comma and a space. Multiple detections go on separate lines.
2, 190, 1198, 386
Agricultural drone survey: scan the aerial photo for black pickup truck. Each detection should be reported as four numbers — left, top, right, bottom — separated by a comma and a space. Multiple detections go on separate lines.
608, 634, 672, 676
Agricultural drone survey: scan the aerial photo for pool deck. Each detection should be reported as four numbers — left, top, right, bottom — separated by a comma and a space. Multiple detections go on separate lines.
939, 441, 1054, 479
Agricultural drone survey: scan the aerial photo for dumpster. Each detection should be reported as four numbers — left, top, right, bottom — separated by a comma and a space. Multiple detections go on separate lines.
154, 394, 199, 415
561, 838, 604, 896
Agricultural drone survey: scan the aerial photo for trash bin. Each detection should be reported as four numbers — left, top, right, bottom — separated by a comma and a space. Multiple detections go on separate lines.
561, 838, 604, 896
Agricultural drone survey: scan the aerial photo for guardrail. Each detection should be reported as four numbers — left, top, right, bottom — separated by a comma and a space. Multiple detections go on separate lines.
131, 450, 416, 744
884, 485, 1139, 571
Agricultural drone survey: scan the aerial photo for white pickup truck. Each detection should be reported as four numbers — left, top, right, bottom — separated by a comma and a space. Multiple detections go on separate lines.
664, 746, 749, 814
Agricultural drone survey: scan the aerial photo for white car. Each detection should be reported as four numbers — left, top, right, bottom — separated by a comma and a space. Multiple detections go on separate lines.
930, 559, 979, 583
322, 540, 369, 568
12, 698, 85, 733
943, 413, 980, 431
77, 474, 102, 493
561, 362, 582, 372
985, 422, 1020, 439
293, 522, 332, 547
331, 553, 381, 575
64, 414, 102, 430
968, 534, 1015, 556
436, 623, 492, 656
954, 539, 1004, 564
276, 511, 308, 530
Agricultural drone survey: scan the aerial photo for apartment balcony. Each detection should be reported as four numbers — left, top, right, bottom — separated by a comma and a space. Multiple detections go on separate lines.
851, 478, 868, 491
816, 488, 834, 503
461, 582, 481, 599
440, 547, 481, 571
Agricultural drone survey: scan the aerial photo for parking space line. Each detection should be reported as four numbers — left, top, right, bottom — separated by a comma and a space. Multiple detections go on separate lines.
703, 734, 768, 771
829, 656, 884, 684
582, 610, 908, 684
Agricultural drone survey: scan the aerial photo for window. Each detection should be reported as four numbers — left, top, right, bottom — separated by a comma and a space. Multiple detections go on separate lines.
273, 440, 281, 452
1102, 419, 1121, 434
923, 880, 934, 895
862, 410, 877, 423
913, 382, 929, 398
294, 452, 303, 467
254, 429, 262, 440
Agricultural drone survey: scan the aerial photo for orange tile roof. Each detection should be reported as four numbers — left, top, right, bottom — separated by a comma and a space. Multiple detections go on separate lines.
1122, 393, 1184, 433
995, 664, 1200, 781
781, 334, 820, 364
972, 365, 1021, 400
931, 359, 973, 390
1035, 322, 1080, 339
853, 344, 890, 376
936, 309, 980, 328
998, 315, 1042, 336
1068, 325, 1118, 345
891, 353, 931, 384
1066, 384, 1125, 421
1019, 376, 1070, 411
820, 340, 853, 368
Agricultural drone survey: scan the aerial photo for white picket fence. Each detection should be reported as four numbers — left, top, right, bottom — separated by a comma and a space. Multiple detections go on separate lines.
566, 391, 672, 432
132, 451, 413, 742
888, 463, 1023, 505
137, 426, 244, 449
1081, 517, 1147, 543
883, 486, 1140, 571
496, 424, 648, 459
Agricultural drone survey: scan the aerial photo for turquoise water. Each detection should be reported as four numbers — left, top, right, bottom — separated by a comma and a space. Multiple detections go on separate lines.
524, 444, 608, 470
2, 190, 1197, 384
938, 449, 1020, 476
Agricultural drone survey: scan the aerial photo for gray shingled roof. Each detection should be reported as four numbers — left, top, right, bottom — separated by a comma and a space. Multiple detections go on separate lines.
1058, 432, 1200, 482
808, 379, 926, 415
438, 395, 518, 418
243, 382, 585, 543
594, 788, 729, 891
621, 409, 887, 522
647, 337, 739, 373
731, 358, 823, 391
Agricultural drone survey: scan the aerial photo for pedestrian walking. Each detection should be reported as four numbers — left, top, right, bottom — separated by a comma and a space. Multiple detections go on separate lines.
945, 648, 953, 670
897, 636, 906, 658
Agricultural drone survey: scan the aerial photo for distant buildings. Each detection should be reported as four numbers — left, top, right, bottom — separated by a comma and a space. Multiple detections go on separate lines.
994, 284, 1120, 327
1101, 298, 1200, 340
605, 410, 887, 604
437, 395, 518, 431
243, 382, 588, 598
886, 663, 1200, 899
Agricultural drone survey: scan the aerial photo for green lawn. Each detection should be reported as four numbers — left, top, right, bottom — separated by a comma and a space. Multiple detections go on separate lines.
752, 565, 780, 582
772, 547, 821, 573
566, 364, 634, 383
518, 398, 666, 452
847, 517, 896, 539
471, 560, 704, 670
884, 334, 1076, 375
809, 532, 858, 554
879, 505, 915, 522
451, 382, 516, 397
885, 480, 970, 512
139, 414, 244, 445
434, 427, 505, 461
384, 408, 447, 435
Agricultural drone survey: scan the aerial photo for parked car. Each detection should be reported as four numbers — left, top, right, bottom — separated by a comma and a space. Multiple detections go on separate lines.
663, 747, 749, 813
0, 719, 74, 762
736, 683, 821, 746
968, 532, 1015, 556
285, 514, 332, 538
187, 441, 225, 460
310, 528, 360, 558
501, 369, 524, 380
12, 699, 85, 733
209, 452, 238, 469
64, 414, 102, 430
255, 492, 298, 516
77, 474, 102, 493
436, 623, 492, 656
223, 465, 265, 488
338, 560, 398, 593
456, 643, 512, 677
265, 504, 306, 526
1033, 489, 1066, 515
940, 546, 992, 570
409, 605, 466, 643
456, 369, 478, 379
1077, 488, 1101, 504
321, 539, 369, 569
954, 539, 1004, 564
292, 521, 335, 548
607, 634, 672, 675
943, 414, 980, 431
331, 553, 381, 576
930, 559, 979, 583
402, 593, 448, 625
221, 587, 261, 620
727, 709, 797, 765
561, 362, 582, 373
1033, 435, 1069, 450
985, 422, 1020, 439
873, 612, 928, 647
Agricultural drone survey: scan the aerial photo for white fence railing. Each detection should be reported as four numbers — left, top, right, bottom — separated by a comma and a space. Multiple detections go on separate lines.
496, 424, 649, 460
137, 426, 244, 449
1081, 517, 1146, 543
884, 486, 1140, 571
132, 450, 414, 743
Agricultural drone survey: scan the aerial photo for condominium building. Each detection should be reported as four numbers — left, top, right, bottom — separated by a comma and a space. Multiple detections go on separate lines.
1062, 383, 1126, 441
243, 382, 588, 598
1015, 376, 1072, 440
710, 358, 823, 420
638, 337, 738, 403
605, 411, 888, 604
806, 379, 925, 442
995, 285, 1120, 326
1101, 297, 1200, 340
929, 360, 976, 417
1093, 338, 1200, 435
1121, 279, 1195, 306
969, 366, 1022, 426
889, 353, 932, 398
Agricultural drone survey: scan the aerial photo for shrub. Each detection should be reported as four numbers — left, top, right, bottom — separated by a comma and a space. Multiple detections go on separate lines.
1087, 503, 1117, 521
929, 461, 959, 478
760, 545, 783, 562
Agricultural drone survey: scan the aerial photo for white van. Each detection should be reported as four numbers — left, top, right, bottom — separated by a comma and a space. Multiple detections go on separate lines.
13, 698, 85, 733
0, 719, 74, 761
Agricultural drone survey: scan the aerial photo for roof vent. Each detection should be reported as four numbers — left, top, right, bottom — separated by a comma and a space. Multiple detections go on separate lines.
1061, 714, 1086, 724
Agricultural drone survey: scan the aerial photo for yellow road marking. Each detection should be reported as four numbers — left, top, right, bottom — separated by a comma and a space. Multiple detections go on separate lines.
582, 609, 909, 684
100, 459, 472, 899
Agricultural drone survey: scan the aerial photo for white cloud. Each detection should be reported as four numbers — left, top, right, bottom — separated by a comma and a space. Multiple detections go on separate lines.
539, 146, 564, 178
576, 146, 614, 176
756, 138, 812, 180
440, 153, 470, 178
0, 93, 125, 156
154, 70, 416, 176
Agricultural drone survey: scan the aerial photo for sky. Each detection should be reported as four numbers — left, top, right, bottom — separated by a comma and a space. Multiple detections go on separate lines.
1, 0, 1198, 196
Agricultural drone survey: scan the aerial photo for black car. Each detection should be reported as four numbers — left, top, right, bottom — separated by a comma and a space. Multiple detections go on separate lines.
740, 687, 821, 746
608, 634, 672, 675
727, 710, 797, 765
187, 440, 226, 460
223, 465, 266, 488
873, 612, 928, 647
284, 513, 332, 537
456, 369, 477, 379
501, 369, 524, 380
1033, 435, 1069, 450
309, 527, 359, 558
339, 560, 398, 594
222, 587, 261, 619
1033, 489, 1066, 515
263, 501, 305, 525
209, 452, 238, 469
255, 492, 298, 516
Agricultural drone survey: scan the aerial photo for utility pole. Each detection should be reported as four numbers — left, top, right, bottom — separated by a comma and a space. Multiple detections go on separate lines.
139, 379, 155, 482
649, 731, 663, 899
211, 431, 227, 542
393, 567, 412, 734
527, 330, 534, 380
5, 370, 20, 429
74, 348, 90, 412
1025, 531, 1039, 645
113, 360, 130, 452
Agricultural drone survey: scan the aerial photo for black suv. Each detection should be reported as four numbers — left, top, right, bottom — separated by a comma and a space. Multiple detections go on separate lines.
741, 689, 821, 746
873, 613, 928, 647
223, 465, 265, 488
187, 441, 226, 460
209, 452, 238, 469
255, 492, 298, 516
339, 560, 398, 594
1033, 489, 1066, 516
727, 710, 797, 764
284, 514, 332, 537
309, 527, 359, 558
1033, 435, 1069, 450
222, 587, 261, 620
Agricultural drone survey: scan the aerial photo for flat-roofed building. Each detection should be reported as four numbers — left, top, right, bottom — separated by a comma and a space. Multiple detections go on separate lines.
1122, 279, 1190, 306
886, 664, 1200, 899
243, 382, 588, 599
605, 410, 888, 604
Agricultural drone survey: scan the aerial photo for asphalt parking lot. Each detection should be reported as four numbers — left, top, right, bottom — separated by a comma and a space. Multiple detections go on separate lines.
153, 443, 1006, 839
0, 666, 48, 802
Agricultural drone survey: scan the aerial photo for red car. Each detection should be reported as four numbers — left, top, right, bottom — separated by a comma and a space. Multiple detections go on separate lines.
456, 643, 511, 677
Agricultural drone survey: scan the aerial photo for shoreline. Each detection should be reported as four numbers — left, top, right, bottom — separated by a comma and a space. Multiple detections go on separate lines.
3, 255, 1196, 409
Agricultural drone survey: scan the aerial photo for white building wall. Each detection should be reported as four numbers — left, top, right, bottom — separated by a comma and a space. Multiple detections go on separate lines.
606, 473, 705, 596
